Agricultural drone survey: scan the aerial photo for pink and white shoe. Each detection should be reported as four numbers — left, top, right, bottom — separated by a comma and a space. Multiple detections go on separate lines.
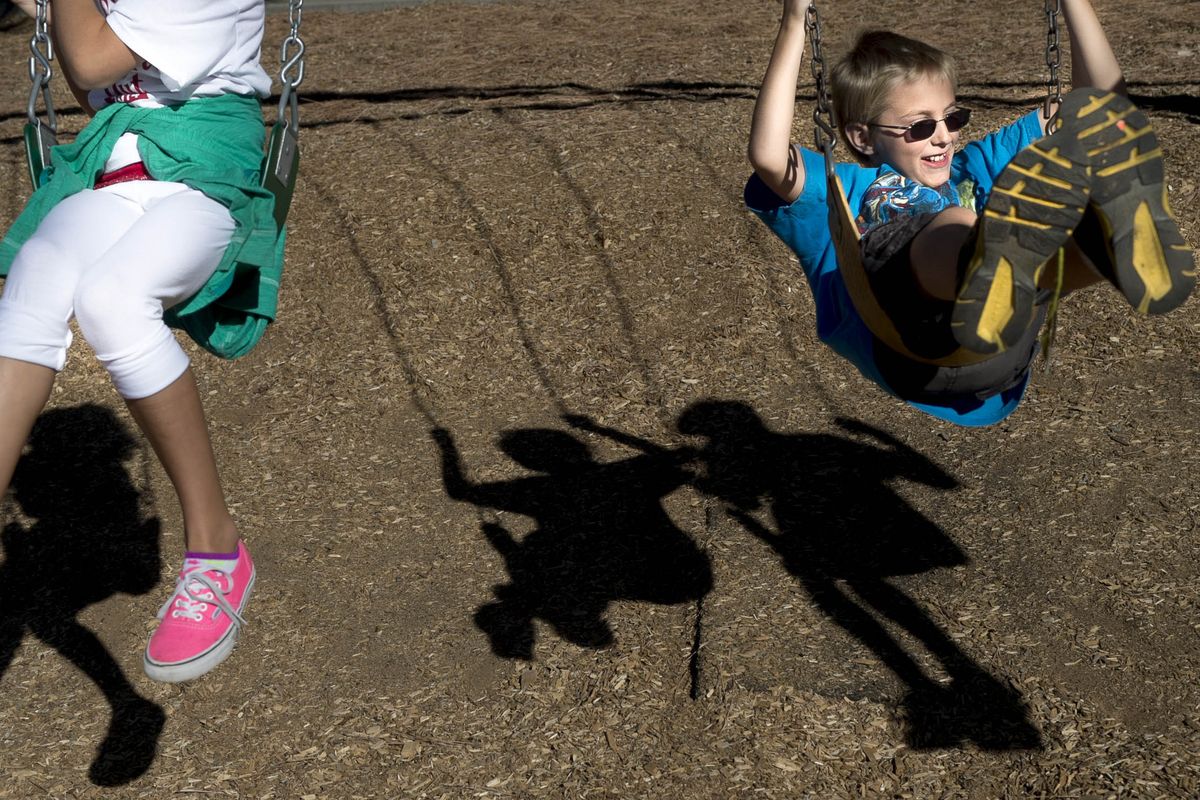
144, 540, 255, 683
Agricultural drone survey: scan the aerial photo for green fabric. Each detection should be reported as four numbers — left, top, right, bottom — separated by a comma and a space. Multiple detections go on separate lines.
0, 93, 285, 359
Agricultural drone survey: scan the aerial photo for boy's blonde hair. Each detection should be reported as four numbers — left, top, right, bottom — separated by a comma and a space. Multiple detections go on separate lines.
830, 31, 958, 165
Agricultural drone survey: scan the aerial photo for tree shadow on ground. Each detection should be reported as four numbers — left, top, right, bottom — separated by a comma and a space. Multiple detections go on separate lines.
0, 404, 165, 785
432, 418, 712, 660
677, 400, 1042, 751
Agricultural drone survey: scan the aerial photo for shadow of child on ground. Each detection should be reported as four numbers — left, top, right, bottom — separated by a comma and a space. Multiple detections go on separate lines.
0, 404, 166, 785
677, 400, 1041, 751
432, 417, 712, 660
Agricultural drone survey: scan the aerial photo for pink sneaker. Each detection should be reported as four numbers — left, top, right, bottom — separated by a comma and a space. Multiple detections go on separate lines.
144, 540, 255, 683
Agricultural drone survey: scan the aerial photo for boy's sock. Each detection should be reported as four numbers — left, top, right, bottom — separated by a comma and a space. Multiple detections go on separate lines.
951, 96, 1093, 354
1063, 90, 1195, 314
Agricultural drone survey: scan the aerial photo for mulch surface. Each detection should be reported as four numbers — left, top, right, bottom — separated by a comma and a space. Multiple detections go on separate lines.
1, 0, 1198, 796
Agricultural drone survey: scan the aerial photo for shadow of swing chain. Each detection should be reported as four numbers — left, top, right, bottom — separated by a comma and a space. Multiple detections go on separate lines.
402, 135, 573, 417
495, 109, 723, 699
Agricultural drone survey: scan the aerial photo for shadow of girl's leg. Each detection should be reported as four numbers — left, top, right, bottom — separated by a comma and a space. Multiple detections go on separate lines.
29, 616, 165, 785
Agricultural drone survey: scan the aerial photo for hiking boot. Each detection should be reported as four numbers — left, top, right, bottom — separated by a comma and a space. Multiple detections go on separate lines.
1066, 90, 1195, 314
144, 540, 255, 683
952, 93, 1094, 353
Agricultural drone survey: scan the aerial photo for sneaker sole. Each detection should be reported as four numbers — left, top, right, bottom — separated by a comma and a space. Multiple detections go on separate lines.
143, 567, 255, 683
1071, 91, 1195, 314
952, 130, 1091, 353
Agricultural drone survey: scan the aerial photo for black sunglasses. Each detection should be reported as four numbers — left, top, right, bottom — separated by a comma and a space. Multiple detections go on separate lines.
867, 108, 972, 142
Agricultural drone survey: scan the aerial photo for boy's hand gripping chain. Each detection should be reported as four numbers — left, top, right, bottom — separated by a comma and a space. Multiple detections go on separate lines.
263, 0, 305, 231
24, 0, 57, 189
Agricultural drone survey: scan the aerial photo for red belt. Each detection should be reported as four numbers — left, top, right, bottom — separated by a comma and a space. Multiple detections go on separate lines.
94, 162, 152, 190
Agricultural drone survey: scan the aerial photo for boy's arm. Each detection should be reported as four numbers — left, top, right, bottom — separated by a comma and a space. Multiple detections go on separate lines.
747, 0, 812, 204
1062, 0, 1126, 96
1041, 0, 1126, 132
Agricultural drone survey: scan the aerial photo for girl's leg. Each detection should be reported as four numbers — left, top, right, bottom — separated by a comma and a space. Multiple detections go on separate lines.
0, 190, 142, 492
71, 181, 251, 683
71, 182, 237, 553
125, 369, 236, 553
0, 359, 55, 492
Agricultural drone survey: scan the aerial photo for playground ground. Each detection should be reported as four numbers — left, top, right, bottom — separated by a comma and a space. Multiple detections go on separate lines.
0, 0, 1198, 796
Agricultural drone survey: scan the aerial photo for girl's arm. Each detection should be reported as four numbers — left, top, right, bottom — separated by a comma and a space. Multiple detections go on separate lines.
747, 0, 812, 204
1062, 0, 1126, 96
562, 414, 677, 459
58, 56, 96, 117
431, 428, 476, 502
10, 1, 94, 114
50, 0, 137, 90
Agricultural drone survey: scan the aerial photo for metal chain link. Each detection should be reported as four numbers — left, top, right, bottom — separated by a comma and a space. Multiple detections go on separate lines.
276, 0, 305, 131
1043, 0, 1063, 127
805, 3, 837, 176
27, 0, 56, 133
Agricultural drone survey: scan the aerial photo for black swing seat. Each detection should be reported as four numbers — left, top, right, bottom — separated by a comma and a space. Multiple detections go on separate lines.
262, 119, 299, 232
23, 117, 298, 232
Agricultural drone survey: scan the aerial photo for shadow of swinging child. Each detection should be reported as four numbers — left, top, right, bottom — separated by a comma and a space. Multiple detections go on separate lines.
432, 419, 712, 661
0, 404, 166, 786
678, 400, 1041, 751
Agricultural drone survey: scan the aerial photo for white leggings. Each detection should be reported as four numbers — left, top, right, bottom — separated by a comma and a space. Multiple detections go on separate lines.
0, 181, 235, 399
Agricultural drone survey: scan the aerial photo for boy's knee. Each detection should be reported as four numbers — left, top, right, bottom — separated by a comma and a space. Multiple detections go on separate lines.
908, 208, 980, 300
914, 206, 977, 256
934, 205, 977, 227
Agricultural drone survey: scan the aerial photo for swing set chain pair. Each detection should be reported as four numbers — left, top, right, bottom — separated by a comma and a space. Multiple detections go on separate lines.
26, 0, 55, 134
804, 3, 837, 178
804, 1, 1066, 149
277, 0, 306, 134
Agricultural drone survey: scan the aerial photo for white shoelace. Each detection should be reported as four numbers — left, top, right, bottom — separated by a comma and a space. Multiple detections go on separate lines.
157, 568, 247, 628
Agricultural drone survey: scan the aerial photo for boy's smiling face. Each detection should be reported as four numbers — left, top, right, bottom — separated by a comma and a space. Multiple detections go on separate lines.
848, 74, 961, 187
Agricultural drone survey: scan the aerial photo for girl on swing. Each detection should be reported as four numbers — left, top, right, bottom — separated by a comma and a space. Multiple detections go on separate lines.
747, 0, 1194, 426
0, 0, 283, 681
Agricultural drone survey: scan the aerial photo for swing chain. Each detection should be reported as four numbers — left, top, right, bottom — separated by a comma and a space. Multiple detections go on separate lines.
277, 0, 305, 132
1043, 0, 1064, 128
805, 3, 837, 177
26, 0, 56, 133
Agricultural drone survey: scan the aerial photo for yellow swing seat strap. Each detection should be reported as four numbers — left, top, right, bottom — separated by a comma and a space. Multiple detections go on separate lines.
825, 172, 993, 369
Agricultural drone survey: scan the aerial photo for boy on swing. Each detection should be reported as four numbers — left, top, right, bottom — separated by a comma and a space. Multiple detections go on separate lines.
746, 0, 1194, 426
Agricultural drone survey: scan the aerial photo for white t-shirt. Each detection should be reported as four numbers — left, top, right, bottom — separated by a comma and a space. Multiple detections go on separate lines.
89, 0, 273, 172
88, 0, 272, 111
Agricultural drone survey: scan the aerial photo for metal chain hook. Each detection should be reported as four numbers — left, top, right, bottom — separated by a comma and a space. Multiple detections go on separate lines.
276, 0, 305, 131
26, 0, 56, 132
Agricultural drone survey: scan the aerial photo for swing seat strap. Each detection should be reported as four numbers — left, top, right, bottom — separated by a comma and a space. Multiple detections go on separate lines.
825, 171, 993, 369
